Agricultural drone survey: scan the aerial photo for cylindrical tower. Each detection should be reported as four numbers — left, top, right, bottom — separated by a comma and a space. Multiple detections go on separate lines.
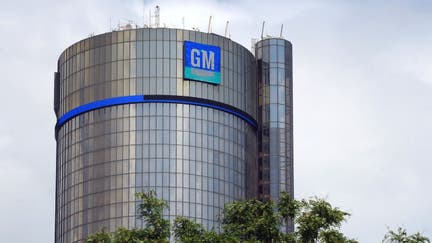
54, 28, 258, 243
255, 38, 293, 229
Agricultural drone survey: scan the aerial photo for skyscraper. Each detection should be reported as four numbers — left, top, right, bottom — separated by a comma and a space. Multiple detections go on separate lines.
256, 38, 294, 231
54, 27, 292, 243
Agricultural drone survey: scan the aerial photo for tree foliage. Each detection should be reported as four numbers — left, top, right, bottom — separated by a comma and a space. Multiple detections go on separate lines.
383, 227, 430, 243
135, 190, 170, 241
85, 190, 169, 243
295, 197, 352, 243
221, 198, 281, 241
86, 190, 428, 243
172, 192, 357, 243
172, 216, 233, 243
86, 228, 112, 243
87, 191, 356, 243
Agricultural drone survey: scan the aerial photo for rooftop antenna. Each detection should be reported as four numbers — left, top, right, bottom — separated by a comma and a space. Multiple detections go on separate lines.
182, 17, 185, 29
207, 15, 212, 33
225, 21, 229, 37
261, 21, 265, 39
208, 15, 212, 33
154, 5, 160, 28
280, 24, 283, 38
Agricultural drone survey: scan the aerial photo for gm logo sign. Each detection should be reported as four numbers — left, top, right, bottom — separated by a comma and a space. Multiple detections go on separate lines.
184, 41, 221, 85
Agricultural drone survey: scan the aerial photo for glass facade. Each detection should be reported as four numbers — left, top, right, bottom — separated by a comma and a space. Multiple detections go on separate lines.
255, 38, 293, 230
54, 28, 258, 243
55, 28, 256, 119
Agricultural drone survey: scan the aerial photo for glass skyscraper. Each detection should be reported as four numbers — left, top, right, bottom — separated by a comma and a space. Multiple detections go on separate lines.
256, 38, 294, 231
54, 27, 292, 243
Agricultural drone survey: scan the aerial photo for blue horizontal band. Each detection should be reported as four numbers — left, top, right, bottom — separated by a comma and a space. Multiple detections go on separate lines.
56, 95, 257, 129
57, 95, 144, 127
146, 99, 257, 128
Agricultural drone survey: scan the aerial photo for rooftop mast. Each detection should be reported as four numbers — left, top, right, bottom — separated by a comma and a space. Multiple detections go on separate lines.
280, 24, 283, 38
225, 21, 229, 37
154, 5, 160, 27
208, 16, 212, 33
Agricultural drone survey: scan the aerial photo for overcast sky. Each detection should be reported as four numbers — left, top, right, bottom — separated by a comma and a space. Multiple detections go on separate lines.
0, 0, 431, 242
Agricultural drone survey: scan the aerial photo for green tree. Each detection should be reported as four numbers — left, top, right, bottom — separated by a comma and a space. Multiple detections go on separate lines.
135, 190, 170, 241
87, 190, 431, 243
221, 198, 282, 241
294, 196, 353, 243
319, 229, 358, 243
87, 191, 358, 243
383, 227, 430, 243
173, 192, 356, 243
86, 228, 112, 243
172, 216, 234, 242
85, 190, 170, 243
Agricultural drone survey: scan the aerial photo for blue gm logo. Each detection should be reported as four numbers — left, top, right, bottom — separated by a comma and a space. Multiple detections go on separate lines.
184, 41, 221, 85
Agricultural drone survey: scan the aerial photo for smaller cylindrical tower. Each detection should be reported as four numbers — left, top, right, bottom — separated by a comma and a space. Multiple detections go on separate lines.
255, 37, 293, 230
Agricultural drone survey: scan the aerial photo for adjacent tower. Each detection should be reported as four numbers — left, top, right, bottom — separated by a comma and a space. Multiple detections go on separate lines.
255, 38, 294, 229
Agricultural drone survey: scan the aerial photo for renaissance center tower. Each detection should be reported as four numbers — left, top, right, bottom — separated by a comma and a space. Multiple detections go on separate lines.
54, 27, 293, 242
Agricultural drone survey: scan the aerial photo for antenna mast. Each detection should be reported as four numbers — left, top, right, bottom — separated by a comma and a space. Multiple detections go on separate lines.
261, 21, 265, 39
154, 5, 160, 28
225, 21, 229, 37
280, 24, 283, 38
208, 16, 212, 33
